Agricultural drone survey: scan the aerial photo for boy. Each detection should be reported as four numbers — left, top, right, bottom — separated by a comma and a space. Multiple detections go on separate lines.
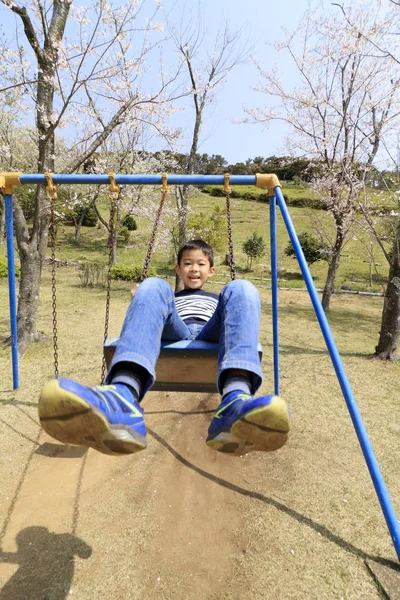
39, 239, 290, 457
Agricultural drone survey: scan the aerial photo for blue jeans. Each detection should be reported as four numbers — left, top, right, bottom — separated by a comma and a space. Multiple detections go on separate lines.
106, 278, 263, 398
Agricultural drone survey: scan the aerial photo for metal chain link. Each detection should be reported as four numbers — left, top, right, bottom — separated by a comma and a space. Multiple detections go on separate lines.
101, 174, 119, 384
140, 173, 168, 282
44, 172, 59, 378
224, 173, 236, 280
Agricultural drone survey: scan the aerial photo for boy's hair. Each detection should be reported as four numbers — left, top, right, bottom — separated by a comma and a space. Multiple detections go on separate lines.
177, 239, 214, 267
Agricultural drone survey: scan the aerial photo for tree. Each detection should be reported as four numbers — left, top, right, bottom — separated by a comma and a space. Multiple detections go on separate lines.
332, 1, 400, 358
242, 232, 266, 271
246, 2, 400, 311
0, 0, 180, 351
168, 7, 249, 290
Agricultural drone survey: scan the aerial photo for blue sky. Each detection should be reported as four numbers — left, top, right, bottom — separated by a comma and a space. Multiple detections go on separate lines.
161, 0, 315, 163
0, 0, 329, 164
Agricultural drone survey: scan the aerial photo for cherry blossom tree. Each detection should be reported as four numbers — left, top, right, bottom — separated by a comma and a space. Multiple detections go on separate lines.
246, 2, 400, 311
331, 0, 400, 358
0, 0, 181, 351
167, 6, 249, 289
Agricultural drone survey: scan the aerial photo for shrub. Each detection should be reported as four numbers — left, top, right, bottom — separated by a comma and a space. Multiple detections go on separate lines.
64, 204, 98, 227
242, 232, 267, 271
123, 215, 137, 231
110, 264, 157, 282
78, 205, 98, 227
285, 196, 326, 210
0, 256, 20, 278
285, 232, 329, 265
118, 226, 130, 244
185, 204, 228, 254
78, 262, 106, 287
208, 187, 225, 197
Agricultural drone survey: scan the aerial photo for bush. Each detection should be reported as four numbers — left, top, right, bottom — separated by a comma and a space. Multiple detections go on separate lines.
185, 204, 228, 254
64, 204, 98, 227
285, 196, 326, 210
123, 215, 137, 231
285, 232, 329, 265
79, 205, 98, 227
78, 262, 106, 287
118, 226, 130, 244
110, 264, 157, 282
208, 187, 225, 197
0, 256, 20, 278
242, 232, 267, 271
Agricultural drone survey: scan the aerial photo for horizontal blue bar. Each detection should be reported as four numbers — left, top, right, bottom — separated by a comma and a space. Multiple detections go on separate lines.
19, 174, 258, 186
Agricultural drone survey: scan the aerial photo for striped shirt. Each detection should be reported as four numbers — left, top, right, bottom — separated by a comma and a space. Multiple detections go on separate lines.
175, 289, 219, 325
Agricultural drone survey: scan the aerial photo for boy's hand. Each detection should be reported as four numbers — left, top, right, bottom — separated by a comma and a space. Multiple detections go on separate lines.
130, 283, 139, 298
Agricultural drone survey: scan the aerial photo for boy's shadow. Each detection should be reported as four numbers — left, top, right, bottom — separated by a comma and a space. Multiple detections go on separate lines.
0, 526, 92, 600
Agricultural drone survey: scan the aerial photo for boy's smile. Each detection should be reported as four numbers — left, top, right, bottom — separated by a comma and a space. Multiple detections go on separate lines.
175, 249, 216, 290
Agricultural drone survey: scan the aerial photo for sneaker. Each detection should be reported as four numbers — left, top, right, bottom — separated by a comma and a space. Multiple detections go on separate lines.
206, 391, 290, 456
39, 378, 147, 456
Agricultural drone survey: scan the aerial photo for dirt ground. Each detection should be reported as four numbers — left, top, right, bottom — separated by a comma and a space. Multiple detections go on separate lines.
1, 285, 399, 599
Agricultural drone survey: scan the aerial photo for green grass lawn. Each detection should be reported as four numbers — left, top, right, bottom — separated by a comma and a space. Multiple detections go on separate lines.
0, 185, 392, 293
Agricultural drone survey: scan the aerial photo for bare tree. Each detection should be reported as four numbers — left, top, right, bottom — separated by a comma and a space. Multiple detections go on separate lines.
331, 0, 400, 358
246, 3, 400, 311
0, 0, 181, 352
168, 7, 249, 289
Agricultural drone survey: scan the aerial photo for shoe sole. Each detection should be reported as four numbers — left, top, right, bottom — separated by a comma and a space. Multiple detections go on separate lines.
206, 395, 290, 456
39, 380, 147, 456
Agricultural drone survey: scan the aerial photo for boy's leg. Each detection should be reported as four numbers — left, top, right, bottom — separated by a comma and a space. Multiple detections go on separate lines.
106, 277, 191, 399
198, 280, 290, 456
39, 278, 190, 455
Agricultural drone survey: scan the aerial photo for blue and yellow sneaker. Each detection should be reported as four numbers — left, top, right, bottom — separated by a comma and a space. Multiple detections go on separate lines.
39, 378, 147, 456
206, 391, 290, 456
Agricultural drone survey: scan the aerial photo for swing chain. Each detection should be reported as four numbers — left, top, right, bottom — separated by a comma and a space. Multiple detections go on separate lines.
44, 173, 59, 379
101, 173, 119, 384
224, 173, 236, 280
140, 172, 168, 282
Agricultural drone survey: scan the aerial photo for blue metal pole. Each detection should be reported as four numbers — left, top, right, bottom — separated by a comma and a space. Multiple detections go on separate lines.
20, 174, 258, 186
275, 186, 400, 561
269, 194, 280, 396
5, 193, 19, 390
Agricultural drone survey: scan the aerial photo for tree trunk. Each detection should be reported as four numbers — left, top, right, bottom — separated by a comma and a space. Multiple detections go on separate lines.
174, 184, 190, 292
9, 0, 71, 353
16, 244, 44, 351
321, 225, 345, 312
74, 209, 87, 244
374, 230, 400, 360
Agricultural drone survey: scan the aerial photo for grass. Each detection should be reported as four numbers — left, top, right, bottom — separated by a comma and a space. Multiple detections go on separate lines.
1, 182, 399, 599
0, 267, 399, 599
1, 186, 387, 294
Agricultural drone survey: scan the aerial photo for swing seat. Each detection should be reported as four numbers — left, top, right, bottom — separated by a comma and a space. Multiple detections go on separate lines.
103, 338, 263, 393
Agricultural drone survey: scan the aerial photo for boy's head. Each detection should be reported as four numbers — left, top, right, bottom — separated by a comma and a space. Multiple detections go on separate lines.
176, 239, 216, 290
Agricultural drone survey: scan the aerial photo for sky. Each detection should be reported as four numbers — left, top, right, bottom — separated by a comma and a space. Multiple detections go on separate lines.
159, 0, 318, 164
1, 0, 365, 165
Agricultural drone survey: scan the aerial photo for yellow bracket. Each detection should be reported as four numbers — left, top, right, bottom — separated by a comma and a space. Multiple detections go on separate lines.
44, 172, 58, 199
161, 172, 168, 192
0, 172, 22, 195
108, 172, 119, 196
224, 173, 231, 195
255, 173, 281, 196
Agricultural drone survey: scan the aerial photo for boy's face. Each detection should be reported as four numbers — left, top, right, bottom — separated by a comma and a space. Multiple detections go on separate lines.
175, 249, 216, 290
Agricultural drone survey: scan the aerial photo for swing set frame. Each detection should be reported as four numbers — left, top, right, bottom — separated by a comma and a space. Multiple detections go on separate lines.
1, 171, 400, 562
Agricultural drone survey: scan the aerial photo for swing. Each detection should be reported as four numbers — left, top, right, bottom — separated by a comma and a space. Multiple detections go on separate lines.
102, 173, 262, 392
